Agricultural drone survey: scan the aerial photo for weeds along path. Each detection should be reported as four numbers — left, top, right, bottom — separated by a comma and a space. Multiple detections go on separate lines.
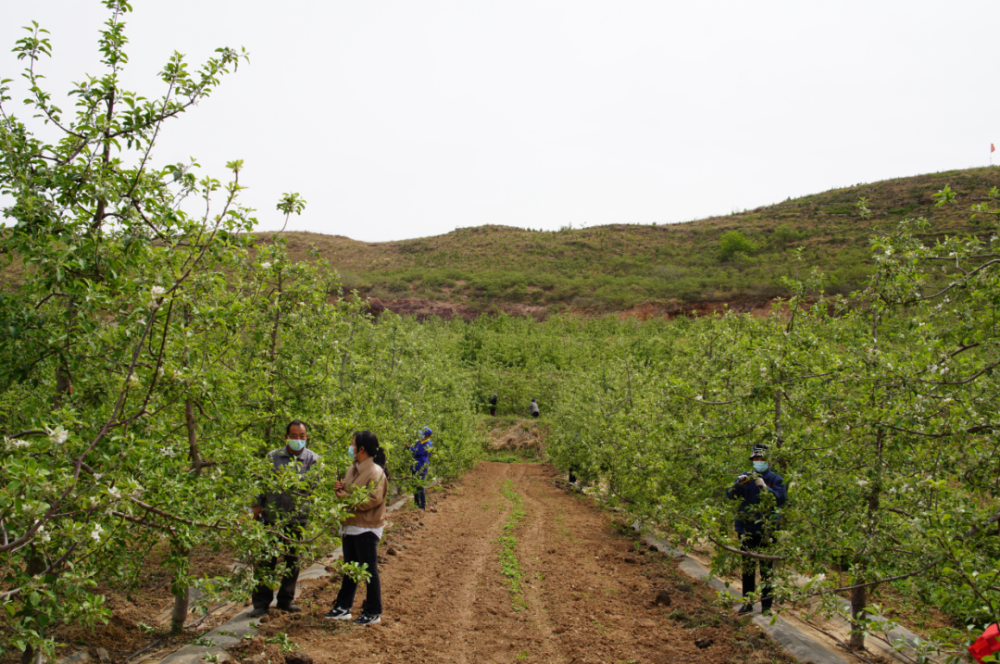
242, 462, 791, 664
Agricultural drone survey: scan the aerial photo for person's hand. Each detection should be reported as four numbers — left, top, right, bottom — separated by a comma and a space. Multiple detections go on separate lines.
737, 473, 751, 485
251, 505, 263, 520
334, 480, 344, 491
336, 489, 346, 498
754, 477, 767, 489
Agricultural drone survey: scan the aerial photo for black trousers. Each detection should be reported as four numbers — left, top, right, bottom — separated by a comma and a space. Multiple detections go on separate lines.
251, 525, 300, 610
740, 530, 775, 611
335, 532, 382, 615
412, 465, 428, 510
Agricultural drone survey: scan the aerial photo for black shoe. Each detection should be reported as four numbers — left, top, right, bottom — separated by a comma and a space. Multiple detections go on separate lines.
248, 606, 269, 618
736, 604, 754, 615
324, 606, 352, 621
276, 603, 302, 613
761, 606, 773, 617
353, 612, 381, 626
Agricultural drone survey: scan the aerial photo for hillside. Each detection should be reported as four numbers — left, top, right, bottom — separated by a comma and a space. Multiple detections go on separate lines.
262, 167, 1000, 317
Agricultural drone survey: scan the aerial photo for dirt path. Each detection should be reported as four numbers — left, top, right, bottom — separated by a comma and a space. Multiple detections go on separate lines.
237, 462, 793, 664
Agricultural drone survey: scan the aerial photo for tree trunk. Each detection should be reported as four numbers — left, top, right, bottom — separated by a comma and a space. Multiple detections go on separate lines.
186, 397, 201, 476
773, 386, 783, 448
170, 584, 190, 634
339, 319, 356, 391
19, 551, 45, 664
849, 580, 867, 650
263, 273, 283, 448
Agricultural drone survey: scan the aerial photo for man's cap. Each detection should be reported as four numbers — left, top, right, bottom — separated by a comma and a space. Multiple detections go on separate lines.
421, 427, 432, 438
750, 443, 769, 459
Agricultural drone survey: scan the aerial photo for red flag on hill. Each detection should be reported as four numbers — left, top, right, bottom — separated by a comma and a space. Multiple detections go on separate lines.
993, 144, 996, 153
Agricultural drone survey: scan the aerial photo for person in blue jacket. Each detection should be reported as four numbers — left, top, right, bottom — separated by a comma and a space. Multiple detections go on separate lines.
406, 427, 433, 510
725, 443, 787, 615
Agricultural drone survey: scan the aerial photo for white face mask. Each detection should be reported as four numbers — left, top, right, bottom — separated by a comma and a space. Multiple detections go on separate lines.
287, 438, 306, 452
753, 460, 768, 473
348, 444, 356, 459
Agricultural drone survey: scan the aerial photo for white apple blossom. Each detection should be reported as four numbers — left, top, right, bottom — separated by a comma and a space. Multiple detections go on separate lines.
48, 426, 69, 446
90, 524, 104, 542
261, 261, 272, 270
8, 438, 30, 449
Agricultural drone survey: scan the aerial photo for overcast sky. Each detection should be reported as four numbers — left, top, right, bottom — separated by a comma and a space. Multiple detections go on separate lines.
2, 1, 997, 242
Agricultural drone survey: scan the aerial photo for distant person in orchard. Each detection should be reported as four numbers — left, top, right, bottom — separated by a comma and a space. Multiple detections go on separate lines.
530, 398, 540, 418
489, 393, 498, 416
407, 427, 433, 510
249, 420, 319, 618
725, 443, 787, 616
325, 430, 389, 626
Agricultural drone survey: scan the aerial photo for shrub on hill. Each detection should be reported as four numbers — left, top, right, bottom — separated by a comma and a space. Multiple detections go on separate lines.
718, 230, 760, 262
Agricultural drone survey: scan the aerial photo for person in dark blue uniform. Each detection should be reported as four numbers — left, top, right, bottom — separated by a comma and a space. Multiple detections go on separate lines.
406, 427, 433, 510
725, 443, 787, 615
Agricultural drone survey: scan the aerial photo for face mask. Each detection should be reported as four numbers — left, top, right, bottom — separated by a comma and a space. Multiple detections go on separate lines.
287, 438, 306, 452
753, 461, 768, 473
348, 444, 356, 459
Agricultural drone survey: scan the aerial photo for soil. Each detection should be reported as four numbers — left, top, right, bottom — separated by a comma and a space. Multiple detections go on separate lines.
241, 462, 794, 664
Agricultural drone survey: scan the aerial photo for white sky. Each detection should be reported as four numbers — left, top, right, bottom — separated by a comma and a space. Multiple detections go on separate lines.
2, 1, 997, 242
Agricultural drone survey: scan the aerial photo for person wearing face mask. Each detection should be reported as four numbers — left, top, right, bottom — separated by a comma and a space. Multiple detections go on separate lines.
325, 430, 389, 626
248, 420, 319, 618
725, 442, 787, 616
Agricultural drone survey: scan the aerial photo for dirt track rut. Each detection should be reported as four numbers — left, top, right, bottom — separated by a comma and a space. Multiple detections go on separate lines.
242, 462, 792, 664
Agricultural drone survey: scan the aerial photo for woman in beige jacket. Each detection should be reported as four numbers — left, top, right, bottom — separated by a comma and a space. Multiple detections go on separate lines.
325, 430, 389, 626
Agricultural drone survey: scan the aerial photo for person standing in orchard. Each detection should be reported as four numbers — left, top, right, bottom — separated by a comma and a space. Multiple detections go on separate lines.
489, 393, 498, 416
530, 397, 540, 418
406, 427, 433, 510
249, 420, 318, 618
325, 430, 389, 626
725, 443, 787, 616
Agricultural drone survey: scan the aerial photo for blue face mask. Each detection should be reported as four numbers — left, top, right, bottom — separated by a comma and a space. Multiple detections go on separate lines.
753, 461, 768, 473
348, 444, 356, 459
287, 438, 306, 453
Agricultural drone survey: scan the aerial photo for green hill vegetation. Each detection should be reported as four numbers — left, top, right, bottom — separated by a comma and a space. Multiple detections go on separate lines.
266, 167, 1000, 313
